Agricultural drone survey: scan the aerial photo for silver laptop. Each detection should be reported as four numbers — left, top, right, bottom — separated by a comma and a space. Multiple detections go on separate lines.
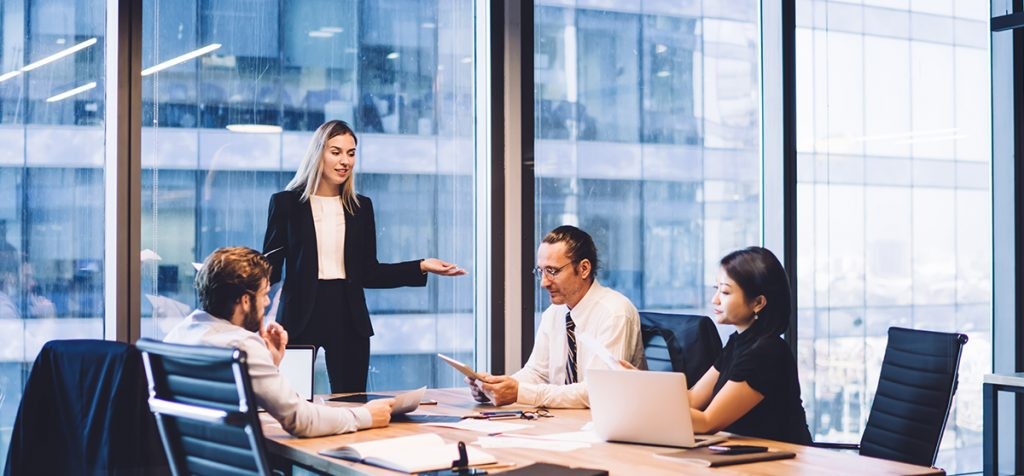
587, 368, 727, 448
279, 345, 317, 401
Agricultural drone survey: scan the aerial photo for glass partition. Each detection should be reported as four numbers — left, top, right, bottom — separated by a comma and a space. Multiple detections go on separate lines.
534, 1, 761, 321
139, 0, 478, 393
0, 0, 108, 468
795, 1, 990, 472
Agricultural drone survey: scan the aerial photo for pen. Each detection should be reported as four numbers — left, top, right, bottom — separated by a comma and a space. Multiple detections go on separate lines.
420, 399, 438, 405
475, 462, 517, 470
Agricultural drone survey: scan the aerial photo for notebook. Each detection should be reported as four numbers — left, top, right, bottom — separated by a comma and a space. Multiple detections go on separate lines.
587, 368, 727, 448
654, 447, 796, 467
319, 433, 496, 473
279, 345, 316, 401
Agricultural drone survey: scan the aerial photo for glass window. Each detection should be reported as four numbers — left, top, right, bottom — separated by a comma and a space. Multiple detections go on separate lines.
534, 3, 760, 319
140, 0, 478, 393
0, 0, 107, 468
796, 1, 990, 472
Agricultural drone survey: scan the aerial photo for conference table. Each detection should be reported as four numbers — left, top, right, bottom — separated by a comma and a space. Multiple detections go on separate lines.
262, 388, 944, 475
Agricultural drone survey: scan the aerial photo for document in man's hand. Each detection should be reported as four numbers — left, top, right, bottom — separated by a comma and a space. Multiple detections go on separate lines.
319, 433, 497, 473
437, 353, 484, 380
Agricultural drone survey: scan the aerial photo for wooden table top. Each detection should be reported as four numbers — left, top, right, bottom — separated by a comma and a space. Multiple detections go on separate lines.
262, 388, 944, 476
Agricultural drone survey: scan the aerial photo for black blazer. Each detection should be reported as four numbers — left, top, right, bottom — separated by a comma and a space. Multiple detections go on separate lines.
262, 189, 426, 337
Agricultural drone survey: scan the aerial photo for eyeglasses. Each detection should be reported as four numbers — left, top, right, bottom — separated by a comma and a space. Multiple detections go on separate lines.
471, 408, 552, 420
532, 261, 575, 279
521, 408, 552, 420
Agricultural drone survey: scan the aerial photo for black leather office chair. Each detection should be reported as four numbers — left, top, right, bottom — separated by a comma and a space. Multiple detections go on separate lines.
638, 312, 723, 387
815, 326, 968, 468
4, 339, 167, 475
136, 338, 274, 476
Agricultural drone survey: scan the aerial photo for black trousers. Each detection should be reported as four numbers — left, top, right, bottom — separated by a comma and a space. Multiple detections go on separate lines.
289, 279, 370, 393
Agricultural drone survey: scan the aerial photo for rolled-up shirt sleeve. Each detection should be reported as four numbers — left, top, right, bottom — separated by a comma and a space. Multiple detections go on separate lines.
237, 337, 368, 437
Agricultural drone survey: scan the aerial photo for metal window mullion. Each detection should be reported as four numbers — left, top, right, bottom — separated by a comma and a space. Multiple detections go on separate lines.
104, 0, 142, 343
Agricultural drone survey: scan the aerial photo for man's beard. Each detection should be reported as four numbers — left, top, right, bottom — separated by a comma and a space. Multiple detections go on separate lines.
242, 303, 262, 333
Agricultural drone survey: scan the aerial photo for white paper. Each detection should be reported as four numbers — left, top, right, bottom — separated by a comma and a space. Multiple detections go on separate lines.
391, 386, 426, 415
518, 430, 604, 444
423, 418, 529, 434
191, 262, 203, 271
473, 436, 591, 452
577, 333, 624, 369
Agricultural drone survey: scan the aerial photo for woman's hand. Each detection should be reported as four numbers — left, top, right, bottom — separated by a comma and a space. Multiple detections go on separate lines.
420, 258, 467, 276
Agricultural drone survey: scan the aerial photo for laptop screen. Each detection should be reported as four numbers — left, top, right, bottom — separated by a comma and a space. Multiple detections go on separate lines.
278, 346, 316, 401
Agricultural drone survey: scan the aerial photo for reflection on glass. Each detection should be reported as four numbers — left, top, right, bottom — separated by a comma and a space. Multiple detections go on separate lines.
796, 1, 990, 472
0, 0, 108, 470
139, 0, 477, 394
534, 4, 760, 322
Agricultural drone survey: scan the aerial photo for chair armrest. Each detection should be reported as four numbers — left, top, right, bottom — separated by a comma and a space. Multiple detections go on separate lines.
811, 441, 860, 451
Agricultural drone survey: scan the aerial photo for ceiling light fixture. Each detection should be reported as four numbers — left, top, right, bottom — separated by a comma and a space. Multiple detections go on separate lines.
22, 37, 98, 72
226, 124, 283, 133
46, 81, 97, 102
141, 43, 222, 76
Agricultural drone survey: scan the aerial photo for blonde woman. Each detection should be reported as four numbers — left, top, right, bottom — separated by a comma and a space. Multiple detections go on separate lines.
263, 120, 465, 393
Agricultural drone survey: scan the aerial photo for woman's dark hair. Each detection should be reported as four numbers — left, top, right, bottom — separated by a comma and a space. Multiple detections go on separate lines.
720, 246, 792, 337
542, 225, 599, 280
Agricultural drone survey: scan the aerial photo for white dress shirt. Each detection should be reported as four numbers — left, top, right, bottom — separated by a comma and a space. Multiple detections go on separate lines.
512, 280, 645, 408
310, 194, 347, 279
163, 310, 371, 437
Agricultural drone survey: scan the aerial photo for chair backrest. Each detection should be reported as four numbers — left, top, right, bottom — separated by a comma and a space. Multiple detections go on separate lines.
859, 326, 968, 467
638, 312, 723, 387
136, 338, 272, 476
4, 339, 167, 475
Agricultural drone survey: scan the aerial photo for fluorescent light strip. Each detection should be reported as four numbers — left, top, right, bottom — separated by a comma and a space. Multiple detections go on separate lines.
46, 81, 96, 102
226, 124, 283, 133
0, 71, 21, 83
22, 37, 98, 72
141, 43, 222, 76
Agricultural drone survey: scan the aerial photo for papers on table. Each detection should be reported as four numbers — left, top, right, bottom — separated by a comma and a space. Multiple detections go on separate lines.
519, 430, 604, 444
474, 436, 591, 452
423, 418, 530, 434
320, 433, 496, 473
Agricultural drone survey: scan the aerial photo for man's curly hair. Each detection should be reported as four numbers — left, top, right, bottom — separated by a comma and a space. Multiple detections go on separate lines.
195, 247, 271, 319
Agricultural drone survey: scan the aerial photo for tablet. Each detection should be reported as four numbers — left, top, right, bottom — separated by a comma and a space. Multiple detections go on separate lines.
437, 353, 483, 380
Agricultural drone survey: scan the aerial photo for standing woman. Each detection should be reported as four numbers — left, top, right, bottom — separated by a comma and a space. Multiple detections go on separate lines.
263, 120, 465, 393
686, 246, 812, 444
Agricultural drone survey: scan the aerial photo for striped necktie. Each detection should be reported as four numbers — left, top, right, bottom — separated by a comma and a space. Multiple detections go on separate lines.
565, 311, 578, 384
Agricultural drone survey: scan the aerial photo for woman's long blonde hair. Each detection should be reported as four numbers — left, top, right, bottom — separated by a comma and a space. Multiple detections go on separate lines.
286, 120, 360, 214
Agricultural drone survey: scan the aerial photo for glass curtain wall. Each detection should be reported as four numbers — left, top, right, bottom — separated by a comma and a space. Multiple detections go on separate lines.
139, 0, 477, 392
534, 1, 761, 320
795, 1, 990, 472
0, 0, 108, 468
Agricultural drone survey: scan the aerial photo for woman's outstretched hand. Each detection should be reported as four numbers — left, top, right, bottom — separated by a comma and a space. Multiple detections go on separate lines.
420, 258, 468, 276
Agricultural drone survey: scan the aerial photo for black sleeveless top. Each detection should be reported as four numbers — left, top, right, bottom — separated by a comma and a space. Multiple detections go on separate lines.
712, 331, 813, 445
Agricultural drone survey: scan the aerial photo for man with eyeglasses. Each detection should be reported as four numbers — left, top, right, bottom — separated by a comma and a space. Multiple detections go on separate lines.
163, 247, 394, 437
468, 225, 645, 408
